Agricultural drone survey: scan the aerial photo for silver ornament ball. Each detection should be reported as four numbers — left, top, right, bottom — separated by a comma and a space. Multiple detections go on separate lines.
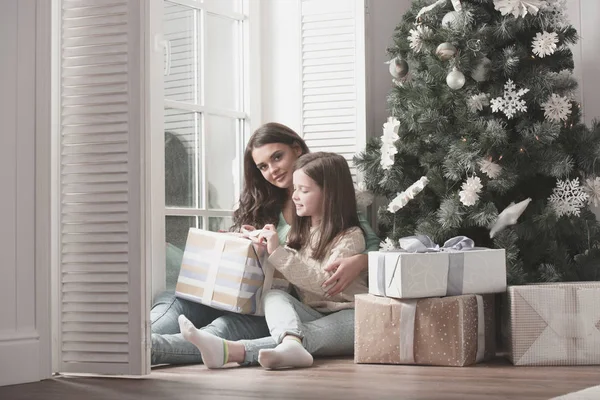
446, 67, 466, 90
436, 42, 457, 61
441, 11, 460, 28
389, 57, 409, 79
471, 57, 492, 82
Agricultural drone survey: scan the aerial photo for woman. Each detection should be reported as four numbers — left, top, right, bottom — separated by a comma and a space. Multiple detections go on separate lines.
151, 123, 379, 365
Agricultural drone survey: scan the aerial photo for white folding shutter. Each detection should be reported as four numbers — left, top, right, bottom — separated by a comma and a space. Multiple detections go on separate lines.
300, 0, 366, 181
58, 0, 148, 375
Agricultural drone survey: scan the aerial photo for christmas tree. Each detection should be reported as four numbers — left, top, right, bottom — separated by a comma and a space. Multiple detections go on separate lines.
355, 0, 600, 284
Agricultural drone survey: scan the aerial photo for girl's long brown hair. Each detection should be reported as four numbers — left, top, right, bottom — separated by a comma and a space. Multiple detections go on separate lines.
287, 152, 362, 262
231, 123, 309, 230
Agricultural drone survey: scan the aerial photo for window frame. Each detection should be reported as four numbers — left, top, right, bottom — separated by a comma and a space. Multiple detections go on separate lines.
150, 0, 261, 296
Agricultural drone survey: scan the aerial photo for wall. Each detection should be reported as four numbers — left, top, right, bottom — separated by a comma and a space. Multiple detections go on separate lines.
567, 0, 600, 218
567, 0, 600, 126
365, 0, 413, 138
0, 0, 51, 386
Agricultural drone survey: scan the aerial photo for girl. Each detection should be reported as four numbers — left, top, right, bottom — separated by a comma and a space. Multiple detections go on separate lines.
151, 123, 379, 365
178, 152, 368, 369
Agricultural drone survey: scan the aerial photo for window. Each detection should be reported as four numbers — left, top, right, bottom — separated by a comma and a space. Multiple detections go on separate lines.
161, 0, 254, 292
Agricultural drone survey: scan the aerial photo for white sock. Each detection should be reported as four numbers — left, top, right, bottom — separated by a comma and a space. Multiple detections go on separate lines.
258, 336, 313, 369
178, 315, 228, 369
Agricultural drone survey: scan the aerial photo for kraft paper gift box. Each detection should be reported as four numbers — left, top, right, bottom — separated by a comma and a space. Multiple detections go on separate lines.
354, 293, 496, 366
508, 282, 600, 366
369, 235, 506, 299
175, 228, 287, 315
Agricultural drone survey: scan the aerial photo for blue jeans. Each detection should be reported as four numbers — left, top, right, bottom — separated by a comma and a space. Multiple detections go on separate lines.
151, 291, 271, 365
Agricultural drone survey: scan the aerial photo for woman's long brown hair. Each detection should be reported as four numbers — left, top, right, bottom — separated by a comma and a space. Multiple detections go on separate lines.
287, 152, 362, 262
231, 123, 309, 230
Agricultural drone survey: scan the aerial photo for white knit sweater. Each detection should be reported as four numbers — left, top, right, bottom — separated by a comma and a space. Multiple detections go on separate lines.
268, 226, 367, 313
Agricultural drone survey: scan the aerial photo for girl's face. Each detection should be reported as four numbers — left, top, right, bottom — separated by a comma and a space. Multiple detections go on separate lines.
291, 169, 323, 225
252, 143, 302, 190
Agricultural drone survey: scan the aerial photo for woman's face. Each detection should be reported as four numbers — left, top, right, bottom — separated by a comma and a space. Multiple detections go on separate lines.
251, 143, 303, 190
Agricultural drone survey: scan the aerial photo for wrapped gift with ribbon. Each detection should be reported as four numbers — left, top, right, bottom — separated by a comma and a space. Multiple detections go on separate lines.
368, 235, 506, 299
175, 228, 288, 316
508, 282, 600, 366
354, 293, 495, 366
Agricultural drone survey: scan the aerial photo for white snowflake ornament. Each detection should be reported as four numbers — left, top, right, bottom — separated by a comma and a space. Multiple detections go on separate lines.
408, 25, 432, 54
548, 178, 589, 217
379, 238, 398, 252
532, 31, 559, 58
478, 158, 503, 179
380, 117, 400, 170
541, 93, 572, 122
490, 80, 530, 119
459, 176, 483, 206
468, 93, 490, 112
494, 0, 546, 18
584, 177, 600, 207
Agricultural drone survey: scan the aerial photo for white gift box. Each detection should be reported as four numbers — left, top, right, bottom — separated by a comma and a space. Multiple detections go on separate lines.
368, 247, 506, 299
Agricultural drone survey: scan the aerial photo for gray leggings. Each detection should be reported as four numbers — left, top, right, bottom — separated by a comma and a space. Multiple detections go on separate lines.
241, 290, 355, 364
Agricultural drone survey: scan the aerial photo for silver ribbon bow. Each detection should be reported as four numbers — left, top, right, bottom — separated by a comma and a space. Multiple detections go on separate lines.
378, 235, 476, 296
399, 234, 475, 253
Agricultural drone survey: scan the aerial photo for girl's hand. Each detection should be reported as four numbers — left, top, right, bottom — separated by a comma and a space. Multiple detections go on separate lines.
258, 224, 279, 255
241, 224, 257, 238
322, 254, 367, 297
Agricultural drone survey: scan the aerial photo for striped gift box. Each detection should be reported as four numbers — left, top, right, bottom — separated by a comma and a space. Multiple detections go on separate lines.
175, 228, 286, 315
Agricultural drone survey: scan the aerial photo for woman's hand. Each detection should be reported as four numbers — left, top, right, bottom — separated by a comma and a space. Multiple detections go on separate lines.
322, 254, 368, 297
258, 224, 279, 255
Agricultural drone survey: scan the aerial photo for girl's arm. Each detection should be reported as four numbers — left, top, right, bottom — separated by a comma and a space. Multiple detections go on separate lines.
268, 228, 366, 296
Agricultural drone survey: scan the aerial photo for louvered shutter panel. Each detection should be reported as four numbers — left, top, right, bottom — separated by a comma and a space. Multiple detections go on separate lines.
58, 0, 148, 375
300, 0, 366, 181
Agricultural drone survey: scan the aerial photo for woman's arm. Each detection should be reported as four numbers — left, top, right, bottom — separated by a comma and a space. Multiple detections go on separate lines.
358, 212, 380, 252
268, 228, 365, 297
320, 214, 379, 296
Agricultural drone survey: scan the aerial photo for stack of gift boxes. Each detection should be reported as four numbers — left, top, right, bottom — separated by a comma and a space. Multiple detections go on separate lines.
355, 235, 600, 367
354, 235, 507, 367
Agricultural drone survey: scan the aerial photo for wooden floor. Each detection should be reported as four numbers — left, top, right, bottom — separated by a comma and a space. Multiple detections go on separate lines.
1, 357, 600, 400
